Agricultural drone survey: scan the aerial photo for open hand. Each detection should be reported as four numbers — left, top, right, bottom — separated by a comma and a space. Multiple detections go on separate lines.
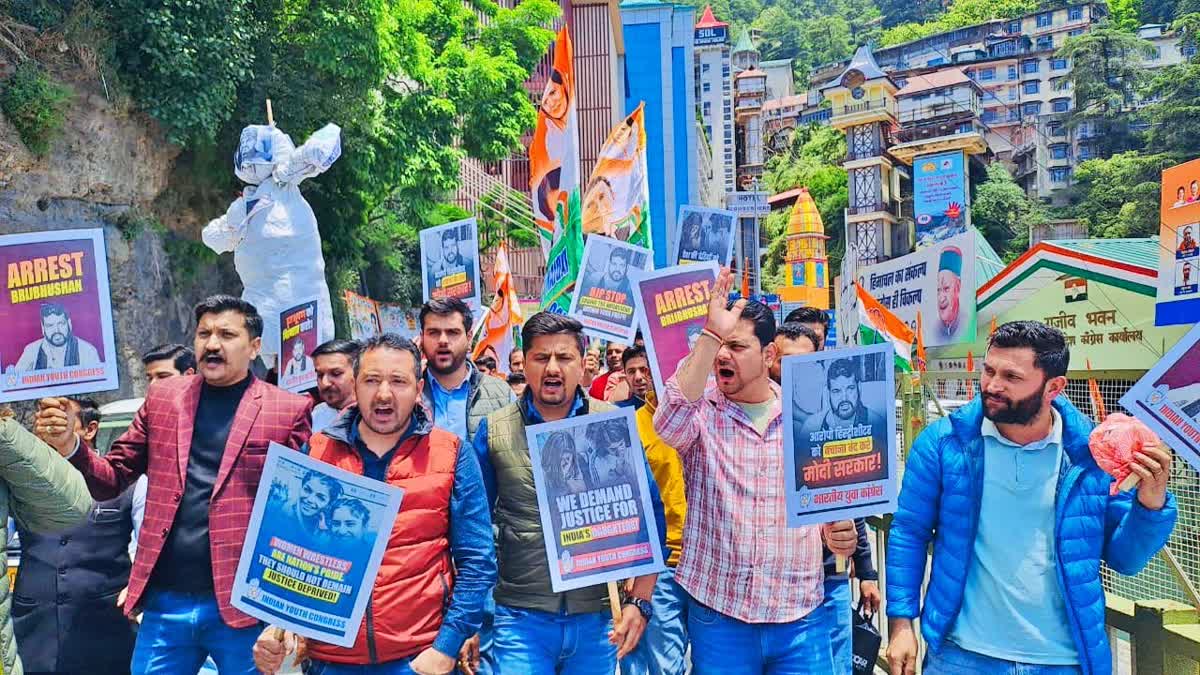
703, 268, 745, 341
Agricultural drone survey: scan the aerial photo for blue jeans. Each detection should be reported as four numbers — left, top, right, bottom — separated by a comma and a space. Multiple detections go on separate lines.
924, 641, 1083, 675
131, 590, 261, 675
492, 603, 616, 674
621, 566, 689, 675
687, 595, 833, 675
822, 577, 852, 675
305, 660, 415, 674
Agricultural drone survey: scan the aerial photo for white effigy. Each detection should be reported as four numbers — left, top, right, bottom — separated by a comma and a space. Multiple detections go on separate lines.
202, 123, 341, 363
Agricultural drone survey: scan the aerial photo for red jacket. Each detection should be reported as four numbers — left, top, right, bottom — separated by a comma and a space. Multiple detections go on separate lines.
69, 374, 312, 627
305, 408, 460, 664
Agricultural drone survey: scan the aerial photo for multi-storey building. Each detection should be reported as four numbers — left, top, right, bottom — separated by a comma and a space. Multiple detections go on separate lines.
694, 6, 736, 200
760, 58, 796, 99
621, 0, 700, 267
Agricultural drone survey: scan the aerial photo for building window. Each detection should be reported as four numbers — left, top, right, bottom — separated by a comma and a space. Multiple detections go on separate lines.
1008, 20, 1021, 33
957, 121, 974, 133
982, 108, 999, 123
1023, 101, 1042, 116
1184, 44, 1198, 57
966, 69, 976, 80
1069, 6, 1083, 21
703, 82, 711, 92
1037, 35, 1053, 50
1008, 65, 1018, 80
1052, 98, 1070, 112
1050, 144, 1070, 159
1051, 57, 1068, 70
1068, 28, 1083, 37
929, 57, 945, 66
1008, 109, 1021, 121
1024, 80, 1040, 94
1037, 13, 1052, 27
979, 67, 996, 81
1049, 122, 1066, 136
1009, 87, 1017, 101
702, 63, 710, 73
1078, 145, 1092, 159
1022, 59, 1040, 74
1050, 167, 1071, 182
703, 101, 711, 115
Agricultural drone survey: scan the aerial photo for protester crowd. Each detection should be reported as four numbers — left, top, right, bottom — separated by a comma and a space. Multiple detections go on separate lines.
0, 267, 1177, 675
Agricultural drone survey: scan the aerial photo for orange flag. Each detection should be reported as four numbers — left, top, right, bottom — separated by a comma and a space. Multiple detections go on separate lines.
966, 351, 976, 400
914, 311, 928, 373
989, 315, 997, 337
473, 244, 524, 367
1086, 358, 1107, 422
741, 257, 751, 298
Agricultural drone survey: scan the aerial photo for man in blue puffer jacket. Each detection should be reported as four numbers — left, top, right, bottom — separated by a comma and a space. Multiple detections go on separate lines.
886, 321, 1177, 675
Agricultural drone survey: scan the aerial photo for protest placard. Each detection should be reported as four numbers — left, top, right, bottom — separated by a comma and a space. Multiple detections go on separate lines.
1119, 323, 1200, 473
231, 443, 403, 647
277, 299, 319, 394
674, 206, 736, 267
568, 235, 651, 344
781, 343, 898, 527
421, 218, 482, 313
631, 262, 718, 394
376, 303, 420, 341
526, 408, 666, 592
343, 291, 380, 341
0, 228, 118, 403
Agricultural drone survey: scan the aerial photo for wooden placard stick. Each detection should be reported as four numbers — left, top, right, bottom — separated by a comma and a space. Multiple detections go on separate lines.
1117, 472, 1141, 492
267, 99, 275, 127
607, 581, 622, 623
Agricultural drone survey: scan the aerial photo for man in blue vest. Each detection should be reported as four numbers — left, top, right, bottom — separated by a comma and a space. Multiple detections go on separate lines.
20, 398, 139, 674
887, 320, 1177, 675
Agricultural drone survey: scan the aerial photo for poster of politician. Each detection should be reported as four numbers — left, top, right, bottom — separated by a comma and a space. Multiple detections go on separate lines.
674, 206, 735, 267
1120, 323, 1200, 473
568, 236, 651, 344
344, 291, 381, 341
781, 343, 897, 527
421, 218, 482, 313
376, 303, 420, 342
526, 408, 666, 592
1157, 158, 1200, 325
231, 443, 404, 647
277, 299, 320, 394
860, 229, 976, 347
631, 262, 719, 394
0, 228, 118, 403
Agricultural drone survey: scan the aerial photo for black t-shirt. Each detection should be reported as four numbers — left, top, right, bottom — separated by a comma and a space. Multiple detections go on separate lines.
151, 375, 253, 593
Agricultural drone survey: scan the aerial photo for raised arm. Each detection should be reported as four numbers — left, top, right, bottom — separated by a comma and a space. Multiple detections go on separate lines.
0, 417, 92, 533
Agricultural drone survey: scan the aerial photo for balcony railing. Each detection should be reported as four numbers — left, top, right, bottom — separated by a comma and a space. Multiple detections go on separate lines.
896, 119, 986, 145
833, 99, 894, 117
847, 201, 900, 218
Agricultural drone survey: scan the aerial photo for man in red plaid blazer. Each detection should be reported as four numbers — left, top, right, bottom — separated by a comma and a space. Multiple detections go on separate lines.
37, 295, 312, 674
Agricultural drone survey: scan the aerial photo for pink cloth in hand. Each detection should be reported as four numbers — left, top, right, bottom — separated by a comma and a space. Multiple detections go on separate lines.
1088, 413, 1158, 495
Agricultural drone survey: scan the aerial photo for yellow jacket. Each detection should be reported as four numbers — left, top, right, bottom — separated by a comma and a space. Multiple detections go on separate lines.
636, 396, 686, 567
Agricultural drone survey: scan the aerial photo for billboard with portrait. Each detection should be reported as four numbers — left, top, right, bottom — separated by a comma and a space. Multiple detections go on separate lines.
1157, 158, 1200, 325
0, 228, 118, 402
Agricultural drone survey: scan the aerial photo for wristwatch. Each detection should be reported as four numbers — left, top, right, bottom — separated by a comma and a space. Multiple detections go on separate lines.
623, 596, 653, 621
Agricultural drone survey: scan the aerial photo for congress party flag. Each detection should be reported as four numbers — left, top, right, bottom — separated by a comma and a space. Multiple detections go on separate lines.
581, 103, 652, 251
855, 282, 915, 372
530, 25, 581, 257
474, 243, 523, 368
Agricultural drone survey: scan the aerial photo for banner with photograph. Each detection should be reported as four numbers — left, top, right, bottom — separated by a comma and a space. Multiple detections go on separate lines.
531, 26, 581, 256
569, 236, 651, 344
231, 443, 403, 647
420, 218, 482, 313
913, 150, 968, 248
0, 228, 118, 402
581, 104, 651, 251
343, 291, 381, 341
277, 299, 320, 394
1156, 158, 1200, 326
781, 343, 898, 527
674, 206, 736, 267
377, 303, 420, 341
526, 409, 666, 592
1119, 323, 1200, 473
861, 230, 976, 348
836, 244, 861, 349
631, 262, 719, 394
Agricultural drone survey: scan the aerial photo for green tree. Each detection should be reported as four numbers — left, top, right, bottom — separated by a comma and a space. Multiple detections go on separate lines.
1141, 13, 1200, 159
1058, 27, 1155, 158
1108, 0, 1144, 31
880, 0, 1036, 47
1068, 151, 1172, 239
971, 163, 1044, 261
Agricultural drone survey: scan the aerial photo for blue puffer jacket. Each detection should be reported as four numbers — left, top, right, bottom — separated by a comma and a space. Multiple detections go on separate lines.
886, 397, 1177, 675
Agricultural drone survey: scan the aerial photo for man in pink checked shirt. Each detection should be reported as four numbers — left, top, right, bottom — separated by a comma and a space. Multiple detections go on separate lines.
653, 267, 857, 674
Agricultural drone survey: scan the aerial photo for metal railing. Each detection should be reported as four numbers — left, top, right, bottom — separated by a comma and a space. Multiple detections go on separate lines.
834, 99, 895, 117
865, 371, 1200, 674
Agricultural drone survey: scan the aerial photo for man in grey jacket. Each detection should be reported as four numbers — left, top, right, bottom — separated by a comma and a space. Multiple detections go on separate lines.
0, 409, 94, 674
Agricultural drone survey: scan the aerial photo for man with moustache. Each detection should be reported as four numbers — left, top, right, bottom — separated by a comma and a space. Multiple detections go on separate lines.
509, 349, 525, 376
15, 303, 102, 372
34, 295, 313, 674
654, 269, 857, 674
253, 335, 495, 675
887, 321, 1177, 675
936, 247, 964, 341
311, 339, 360, 433
589, 341, 627, 400
472, 312, 666, 674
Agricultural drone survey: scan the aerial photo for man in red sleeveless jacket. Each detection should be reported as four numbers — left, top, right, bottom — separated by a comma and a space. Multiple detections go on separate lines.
253, 334, 497, 675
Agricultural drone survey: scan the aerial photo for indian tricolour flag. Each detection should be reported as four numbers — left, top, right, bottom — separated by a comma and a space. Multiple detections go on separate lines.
855, 283, 915, 372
